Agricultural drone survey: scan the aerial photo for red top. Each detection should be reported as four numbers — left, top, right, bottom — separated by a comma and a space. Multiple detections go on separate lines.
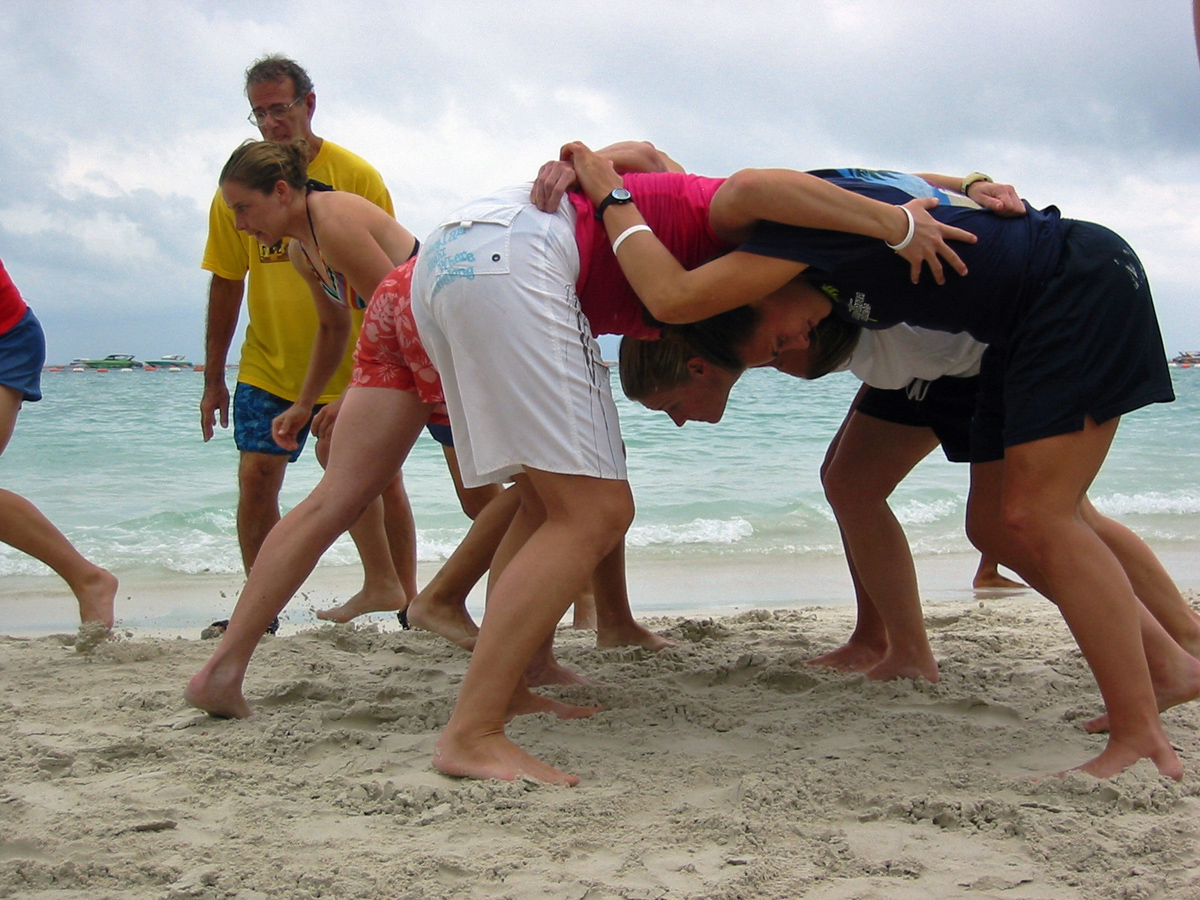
0, 258, 29, 336
570, 172, 730, 339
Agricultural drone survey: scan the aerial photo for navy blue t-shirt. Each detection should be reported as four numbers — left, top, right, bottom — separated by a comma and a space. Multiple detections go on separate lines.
741, 175, 1065, 346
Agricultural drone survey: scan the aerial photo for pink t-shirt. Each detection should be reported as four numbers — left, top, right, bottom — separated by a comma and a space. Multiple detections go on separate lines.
569, 172, 730, 339
0, 259, 29, 336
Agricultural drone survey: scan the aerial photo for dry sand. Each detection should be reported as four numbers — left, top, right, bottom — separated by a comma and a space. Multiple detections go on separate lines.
1, 593, 1198, 900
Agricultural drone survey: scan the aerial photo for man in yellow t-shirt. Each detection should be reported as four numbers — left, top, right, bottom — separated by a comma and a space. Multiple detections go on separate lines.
200, 55, 412, 630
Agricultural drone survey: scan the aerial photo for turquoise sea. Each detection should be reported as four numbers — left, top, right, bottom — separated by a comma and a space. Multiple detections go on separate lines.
4, 365, 1200, 630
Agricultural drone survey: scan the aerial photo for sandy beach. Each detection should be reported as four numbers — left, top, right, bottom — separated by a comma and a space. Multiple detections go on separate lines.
2, 580, 1198, 900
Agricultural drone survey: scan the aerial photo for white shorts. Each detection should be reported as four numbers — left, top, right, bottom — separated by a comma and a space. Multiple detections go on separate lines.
410, 185, 626, 488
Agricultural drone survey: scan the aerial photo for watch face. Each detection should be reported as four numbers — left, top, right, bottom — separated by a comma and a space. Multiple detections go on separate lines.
612, 188, 633, 202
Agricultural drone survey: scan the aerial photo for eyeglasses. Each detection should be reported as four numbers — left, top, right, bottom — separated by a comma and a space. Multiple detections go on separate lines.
246, 94, 306, 126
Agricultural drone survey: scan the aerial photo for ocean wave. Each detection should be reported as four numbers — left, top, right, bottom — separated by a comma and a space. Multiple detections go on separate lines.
1092, 490, 1200, 517
626, 517, 754, 547
892, 497, 961, 526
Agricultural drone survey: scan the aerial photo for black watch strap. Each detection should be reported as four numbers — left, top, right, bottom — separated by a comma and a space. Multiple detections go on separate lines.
595, 188, 633, 221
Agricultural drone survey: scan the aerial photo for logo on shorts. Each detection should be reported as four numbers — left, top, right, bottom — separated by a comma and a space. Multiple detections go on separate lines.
424, 226, 477, 299
1117, 248, 1143, 291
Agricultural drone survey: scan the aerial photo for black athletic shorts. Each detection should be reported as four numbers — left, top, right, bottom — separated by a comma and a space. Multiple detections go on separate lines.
972, 220, 1174, 457
857, 375, 979, 463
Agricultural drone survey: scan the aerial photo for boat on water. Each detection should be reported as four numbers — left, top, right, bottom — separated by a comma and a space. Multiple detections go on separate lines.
143, 353, 193, 369
78, 354, 143, 369
1169, 351, 1200, 368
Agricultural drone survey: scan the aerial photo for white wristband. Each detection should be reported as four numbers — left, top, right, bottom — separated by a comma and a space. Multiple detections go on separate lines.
885, 206, 915, 252
612, 224, 653, 254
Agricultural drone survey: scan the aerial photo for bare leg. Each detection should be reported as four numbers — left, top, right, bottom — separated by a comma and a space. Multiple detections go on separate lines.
1083, 498, 1200, 659
970, 459, 1200, 743
998, 419, 1180, 779
808, 390, 888, 671
381, 472, 420, 601
823, 410, 942, 682
433, 470, 632, 785
407, 486, 520, 648
0, 387, 116, 628
572, 590, 597, 630
441, 444, 503, 520
236, 451, 288, 572
490, 488, 595, 688
0, 490, 118, 627
807, 524, 888, 672
186, 388, 431, 718
312, 423, 410, 622
1083, 601, 1200, 732
592, 541, 674, 651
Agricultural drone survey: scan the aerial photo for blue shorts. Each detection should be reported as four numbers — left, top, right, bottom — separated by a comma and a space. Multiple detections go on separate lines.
233, 382, 322, 462
0, 308, 46, 402
425, 422, 454, 447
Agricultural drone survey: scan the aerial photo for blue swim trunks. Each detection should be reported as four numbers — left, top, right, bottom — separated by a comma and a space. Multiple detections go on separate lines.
425, 421, 454, 447
233, 382, 323, 461
0, 308, 46, 402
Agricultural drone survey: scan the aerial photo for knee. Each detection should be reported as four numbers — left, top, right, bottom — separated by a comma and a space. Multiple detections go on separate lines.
822, 461, 881, 520
238, 455, 286, 507
999, 498, 1051, 563
568, 487, 634, 556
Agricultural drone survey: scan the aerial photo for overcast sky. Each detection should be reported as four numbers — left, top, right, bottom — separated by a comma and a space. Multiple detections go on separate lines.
2, 0, 1198, 363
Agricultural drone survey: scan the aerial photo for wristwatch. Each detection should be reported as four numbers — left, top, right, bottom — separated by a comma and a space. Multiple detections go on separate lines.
595, 187, 634, 221
960, 172, 993, 195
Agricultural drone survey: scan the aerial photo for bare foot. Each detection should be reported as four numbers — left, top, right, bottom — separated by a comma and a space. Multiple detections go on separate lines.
1064, 734, 1183, 781
184, 666, 253, 719
74, 621, 111, 653
973, 571, 1027, 590
407, 590, 479, 650
315, 587, 404, 623
433, 731, 579, 785
505, 689, 602, 722
596, 621, 675, 652
524, 656, 599, 687
1084, 650, 1200, 733
807, 641, 885, 673
865, 650, 940, 683
75, 566, 118, 630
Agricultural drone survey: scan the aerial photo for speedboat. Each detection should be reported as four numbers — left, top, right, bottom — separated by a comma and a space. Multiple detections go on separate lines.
143, 353, 193, 369
79, 354, 143, 369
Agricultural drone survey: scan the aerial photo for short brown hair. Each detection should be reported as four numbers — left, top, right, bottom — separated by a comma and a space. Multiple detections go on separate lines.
244, 54, 313, 98
618, 330, 742, 402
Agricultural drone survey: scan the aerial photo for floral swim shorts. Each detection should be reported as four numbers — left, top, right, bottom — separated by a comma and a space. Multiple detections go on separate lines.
351, 258, 450, 427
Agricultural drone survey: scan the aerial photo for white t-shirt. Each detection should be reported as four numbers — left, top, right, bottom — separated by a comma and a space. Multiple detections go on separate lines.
845, 324, 985, 390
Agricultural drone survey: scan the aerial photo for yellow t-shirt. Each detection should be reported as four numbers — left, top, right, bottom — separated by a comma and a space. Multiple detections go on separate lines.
201, 140, 394, 403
